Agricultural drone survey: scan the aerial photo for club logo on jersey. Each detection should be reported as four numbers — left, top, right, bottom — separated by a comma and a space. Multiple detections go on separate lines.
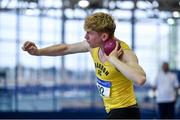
95, 62, 109, 76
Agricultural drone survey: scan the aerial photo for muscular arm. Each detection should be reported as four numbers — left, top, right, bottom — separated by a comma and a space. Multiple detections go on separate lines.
22, 40, 90, 56
107, 49, 146, 85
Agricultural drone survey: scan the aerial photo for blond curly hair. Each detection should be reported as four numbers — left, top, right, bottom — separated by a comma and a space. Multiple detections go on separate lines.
84, 12, 116, 38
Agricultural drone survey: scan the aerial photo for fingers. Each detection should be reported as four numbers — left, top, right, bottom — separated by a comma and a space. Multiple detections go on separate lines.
21, 46, 25, 51
22, 41, 35, 51
28, 46, 37, 55
114, 41, 123, 57
115, 41, 119, 50
117, 48, 124, 58
22, 41, 38, 55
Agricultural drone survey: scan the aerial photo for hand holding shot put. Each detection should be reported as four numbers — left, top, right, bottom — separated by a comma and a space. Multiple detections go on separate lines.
103, 39, 123, 60
22, 12, 146, 119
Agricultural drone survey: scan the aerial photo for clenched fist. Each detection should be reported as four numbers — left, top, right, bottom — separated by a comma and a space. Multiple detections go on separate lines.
22, 41, 39, 55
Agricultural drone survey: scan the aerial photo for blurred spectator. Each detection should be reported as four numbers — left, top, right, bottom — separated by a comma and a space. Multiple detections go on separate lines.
152, 62, 179, 119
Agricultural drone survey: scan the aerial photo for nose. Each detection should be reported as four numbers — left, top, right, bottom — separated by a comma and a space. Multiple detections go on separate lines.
85, 33, 88, 40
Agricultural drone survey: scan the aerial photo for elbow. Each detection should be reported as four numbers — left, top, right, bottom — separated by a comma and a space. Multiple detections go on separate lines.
136, 76, 146, 86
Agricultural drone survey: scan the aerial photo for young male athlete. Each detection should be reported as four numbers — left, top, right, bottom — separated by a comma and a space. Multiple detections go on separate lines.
22, 12, 146, 119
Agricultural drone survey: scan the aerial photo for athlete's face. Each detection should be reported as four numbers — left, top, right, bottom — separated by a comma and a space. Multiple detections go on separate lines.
162, 62, 169, 73
85, 31, 107, 48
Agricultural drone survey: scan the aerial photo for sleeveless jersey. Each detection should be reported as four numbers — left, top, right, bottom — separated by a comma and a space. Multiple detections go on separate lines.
90, 40, 137, 113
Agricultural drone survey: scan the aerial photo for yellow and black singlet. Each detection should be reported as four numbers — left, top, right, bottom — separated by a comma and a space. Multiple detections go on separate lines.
90, 40, 137, 113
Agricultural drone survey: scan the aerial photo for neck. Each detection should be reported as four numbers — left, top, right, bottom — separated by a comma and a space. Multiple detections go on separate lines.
163, 70, 169, 73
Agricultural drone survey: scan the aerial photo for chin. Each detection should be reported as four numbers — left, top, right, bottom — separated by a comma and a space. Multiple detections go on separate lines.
90, 46, 95, 48
89, 44, 95, 48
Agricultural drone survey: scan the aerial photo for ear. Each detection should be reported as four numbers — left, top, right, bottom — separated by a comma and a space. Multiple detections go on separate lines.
101, 33, 109, 42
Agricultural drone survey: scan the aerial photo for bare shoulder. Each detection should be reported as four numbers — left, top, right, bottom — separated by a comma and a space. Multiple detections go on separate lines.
122, 49, 145, 75
122, 49, 138, 63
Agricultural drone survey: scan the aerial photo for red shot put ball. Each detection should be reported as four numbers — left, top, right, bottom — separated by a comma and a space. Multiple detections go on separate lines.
103, 39, 121, 56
